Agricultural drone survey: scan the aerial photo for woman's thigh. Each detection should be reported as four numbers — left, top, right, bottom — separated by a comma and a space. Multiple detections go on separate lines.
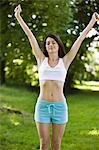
52, 123, 66, 142
35, 122, 51, 140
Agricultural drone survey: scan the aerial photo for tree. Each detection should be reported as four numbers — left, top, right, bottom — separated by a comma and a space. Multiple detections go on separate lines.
64, 0, 99, 90
0, 0, 9, 84
0, 0, 71, 86
0, 0, 98, 91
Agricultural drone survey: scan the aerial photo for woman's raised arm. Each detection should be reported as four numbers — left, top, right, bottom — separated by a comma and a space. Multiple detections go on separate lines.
63, 12, 99, 70
14, 4, 45, 62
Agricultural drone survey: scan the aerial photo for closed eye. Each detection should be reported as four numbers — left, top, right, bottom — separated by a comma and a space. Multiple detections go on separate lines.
47, 42, 50, 45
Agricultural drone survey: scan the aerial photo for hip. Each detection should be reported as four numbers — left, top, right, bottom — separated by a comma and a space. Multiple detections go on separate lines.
36, 98, 68, 110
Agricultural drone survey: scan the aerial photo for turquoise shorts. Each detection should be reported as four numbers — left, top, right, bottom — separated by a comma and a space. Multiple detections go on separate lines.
34, 99, 68, 124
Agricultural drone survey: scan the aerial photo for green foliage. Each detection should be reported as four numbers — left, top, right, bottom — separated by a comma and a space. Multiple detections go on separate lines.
0, 0, 99, 86
0, 0, 71, 85
67, 0, 99, 82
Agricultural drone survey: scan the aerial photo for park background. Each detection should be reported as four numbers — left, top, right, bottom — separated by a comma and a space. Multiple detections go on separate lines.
0, 0, 99, 149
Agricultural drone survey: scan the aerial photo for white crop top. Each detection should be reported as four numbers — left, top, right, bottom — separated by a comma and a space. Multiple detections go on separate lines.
38, 57, 67, 82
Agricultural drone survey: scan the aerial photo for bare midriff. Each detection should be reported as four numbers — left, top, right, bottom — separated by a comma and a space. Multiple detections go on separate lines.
38, 80, 66, 101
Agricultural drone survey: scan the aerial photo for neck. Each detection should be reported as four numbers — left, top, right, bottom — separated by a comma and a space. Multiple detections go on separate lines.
48, 53, 59, 61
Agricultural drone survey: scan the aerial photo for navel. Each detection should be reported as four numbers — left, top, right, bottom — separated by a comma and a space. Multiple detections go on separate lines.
51, 93, 53, 97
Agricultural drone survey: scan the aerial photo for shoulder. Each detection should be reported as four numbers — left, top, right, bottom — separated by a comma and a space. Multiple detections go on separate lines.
62, 55, 69, 71
37, 55, 46, 67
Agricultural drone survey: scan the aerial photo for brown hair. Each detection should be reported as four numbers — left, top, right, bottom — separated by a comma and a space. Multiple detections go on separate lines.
43, 34, 66, 58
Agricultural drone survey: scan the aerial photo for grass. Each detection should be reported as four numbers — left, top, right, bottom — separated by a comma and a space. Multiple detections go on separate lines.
0, 84, 99, 150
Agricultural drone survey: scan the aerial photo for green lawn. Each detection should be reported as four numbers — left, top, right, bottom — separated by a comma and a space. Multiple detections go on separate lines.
0, 85, 99, 150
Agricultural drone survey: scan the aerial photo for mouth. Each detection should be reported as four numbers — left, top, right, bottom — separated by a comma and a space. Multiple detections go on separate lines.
49, 47, 53, 49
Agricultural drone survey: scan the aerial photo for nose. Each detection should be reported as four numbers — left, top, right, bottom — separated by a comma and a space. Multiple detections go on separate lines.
49, 43, 53, 46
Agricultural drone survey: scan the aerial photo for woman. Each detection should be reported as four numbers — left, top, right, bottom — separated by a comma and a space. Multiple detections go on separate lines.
14, 4, 99, 150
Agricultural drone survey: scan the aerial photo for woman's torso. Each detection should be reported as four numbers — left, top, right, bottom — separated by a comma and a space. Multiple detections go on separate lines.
37, 56, 67, 101
38, 80, 65, 101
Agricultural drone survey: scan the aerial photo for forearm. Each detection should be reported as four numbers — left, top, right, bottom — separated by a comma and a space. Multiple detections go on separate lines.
64, 12, 98, 68
79, 18, 96, 41
16, 14, 33, 38
66, 18, 96, 65
15, 14, 39, 51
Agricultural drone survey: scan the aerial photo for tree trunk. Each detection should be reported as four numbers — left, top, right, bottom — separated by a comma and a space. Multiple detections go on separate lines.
0, 59, 5, 84
63, 71, 74, 96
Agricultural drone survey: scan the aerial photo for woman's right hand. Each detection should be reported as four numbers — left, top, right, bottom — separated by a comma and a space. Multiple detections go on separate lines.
91, 12, 99, 22
14, 4, 22, 17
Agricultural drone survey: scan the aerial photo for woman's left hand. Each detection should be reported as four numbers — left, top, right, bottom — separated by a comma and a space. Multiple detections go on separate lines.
92, 12, 99, 22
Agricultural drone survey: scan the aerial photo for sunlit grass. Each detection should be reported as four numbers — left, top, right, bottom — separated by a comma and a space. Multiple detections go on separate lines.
88, 129, 99, 136
0, 84, 99, 150
74, 80, 99, 91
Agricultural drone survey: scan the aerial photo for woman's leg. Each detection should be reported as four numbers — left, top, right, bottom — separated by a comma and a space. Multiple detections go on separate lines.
35, 122, 51, 150
51, 123, 66, 150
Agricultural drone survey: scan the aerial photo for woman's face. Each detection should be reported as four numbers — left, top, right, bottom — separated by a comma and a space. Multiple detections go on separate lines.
46, 37, 59, 53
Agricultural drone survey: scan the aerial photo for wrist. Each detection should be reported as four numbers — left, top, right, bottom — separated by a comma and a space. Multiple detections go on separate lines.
91, 16, 97, 24
90, 18, 96, 26
15, 13, 21, 18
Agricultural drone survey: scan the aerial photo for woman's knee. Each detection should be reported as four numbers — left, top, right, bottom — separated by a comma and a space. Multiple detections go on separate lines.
40, 138, 50, 150
52, 139, 61, 150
